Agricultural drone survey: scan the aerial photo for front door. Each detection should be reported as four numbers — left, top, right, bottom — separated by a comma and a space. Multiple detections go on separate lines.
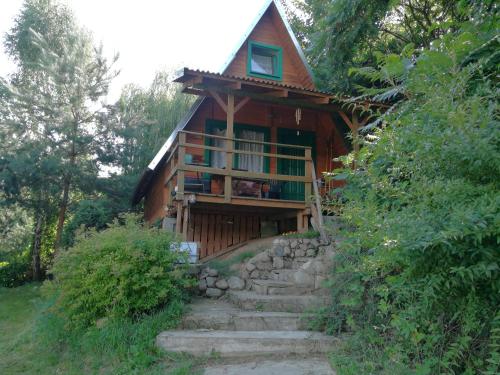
277, 128, 315, 201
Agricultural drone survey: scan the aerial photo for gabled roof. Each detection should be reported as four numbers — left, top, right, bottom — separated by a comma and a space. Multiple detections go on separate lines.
132, 0, 315, 205
219, 0, 314, 79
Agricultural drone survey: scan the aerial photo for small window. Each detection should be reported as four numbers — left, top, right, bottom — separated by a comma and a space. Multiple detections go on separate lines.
247, 41, 282, 80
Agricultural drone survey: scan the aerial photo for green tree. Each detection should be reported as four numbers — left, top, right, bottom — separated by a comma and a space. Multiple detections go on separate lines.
322, 9, 499, 374
1, 0, 117, 278
286, 0, 494, 94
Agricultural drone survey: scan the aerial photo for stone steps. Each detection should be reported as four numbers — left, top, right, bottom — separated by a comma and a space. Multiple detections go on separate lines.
182, 310, 309, 331
228, 290, 327, 313
203, 359, 336, 375
156, 330, 337, 357
251, 279, 313, 296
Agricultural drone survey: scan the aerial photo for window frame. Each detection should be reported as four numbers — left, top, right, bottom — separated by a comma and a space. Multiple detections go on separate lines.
246, 40, 283, 81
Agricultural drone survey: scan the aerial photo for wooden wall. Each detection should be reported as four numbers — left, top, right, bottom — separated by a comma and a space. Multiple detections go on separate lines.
144, 97, 350, 223
187, 211, 261, 259
223, 6, 314, 89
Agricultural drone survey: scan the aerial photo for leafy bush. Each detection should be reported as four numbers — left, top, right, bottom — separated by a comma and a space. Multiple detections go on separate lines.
61, 199, 115, 247
322, 16, 499, 375
49, 214, 195, 328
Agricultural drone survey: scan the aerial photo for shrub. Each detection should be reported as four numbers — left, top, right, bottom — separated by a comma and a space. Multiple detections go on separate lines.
322, 17, 499, 375
49, 214, 195, 328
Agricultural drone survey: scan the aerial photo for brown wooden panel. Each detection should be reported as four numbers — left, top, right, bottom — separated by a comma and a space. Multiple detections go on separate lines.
214, 214, 223, 254
201, 214, 209, 258
252, 215, 260, 240
194, 213, 201, 244
207, 214, 215, 256
233, 214, 240, 245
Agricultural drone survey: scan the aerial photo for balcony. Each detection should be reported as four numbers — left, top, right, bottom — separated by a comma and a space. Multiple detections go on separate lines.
164, 130, 315, 211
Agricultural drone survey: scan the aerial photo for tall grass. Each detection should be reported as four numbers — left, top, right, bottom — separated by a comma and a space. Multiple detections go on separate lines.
0, 284, 202, 375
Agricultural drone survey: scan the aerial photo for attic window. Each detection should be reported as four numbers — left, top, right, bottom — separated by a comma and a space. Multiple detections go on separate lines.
247, 41, 282, 80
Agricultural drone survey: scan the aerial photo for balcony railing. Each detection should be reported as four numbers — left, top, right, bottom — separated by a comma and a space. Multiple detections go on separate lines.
163, 130, 314, 207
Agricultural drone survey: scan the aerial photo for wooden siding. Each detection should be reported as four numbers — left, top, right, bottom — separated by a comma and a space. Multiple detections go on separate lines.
187, 211, 261, 259
223, 6, 314, 89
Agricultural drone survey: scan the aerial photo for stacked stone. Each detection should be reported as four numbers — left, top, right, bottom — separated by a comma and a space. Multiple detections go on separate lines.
239, 236, 335, 292
198, 267, 245, 298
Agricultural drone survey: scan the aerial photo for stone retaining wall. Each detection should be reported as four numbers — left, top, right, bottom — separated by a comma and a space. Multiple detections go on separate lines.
197, 236, 335, 298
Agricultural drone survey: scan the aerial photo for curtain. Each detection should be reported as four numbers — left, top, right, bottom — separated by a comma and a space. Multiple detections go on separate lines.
237, 130, 264, 172
211, 128, 226, 169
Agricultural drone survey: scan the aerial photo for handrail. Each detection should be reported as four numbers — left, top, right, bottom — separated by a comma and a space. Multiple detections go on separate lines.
182, 141, 311, 161
180, 130, 312, 150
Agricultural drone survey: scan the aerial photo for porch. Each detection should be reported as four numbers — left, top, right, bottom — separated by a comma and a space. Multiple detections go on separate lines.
161, 128, 321, 259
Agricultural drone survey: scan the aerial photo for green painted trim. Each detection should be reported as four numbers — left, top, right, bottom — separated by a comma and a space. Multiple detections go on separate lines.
204, 119, 271, 174
247, 40, 283, 81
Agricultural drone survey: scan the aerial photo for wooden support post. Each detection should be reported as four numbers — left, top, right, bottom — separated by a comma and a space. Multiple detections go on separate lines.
297, 211, 305, 233
177, 133, 186, 200
175, 201, 182, 235
224, 94, 234, 203
311, 161, 328, 242
182, 204, 189, 241
304, 148, 312, 204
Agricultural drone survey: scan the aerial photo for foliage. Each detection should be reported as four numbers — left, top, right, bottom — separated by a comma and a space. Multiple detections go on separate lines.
49, 214, 195, 328
0, 284, 202, 375
0, 0, 193, 284
61, 198, 115, 247
286, 0, 495, 94
321, 13, 500, 374
104, 72, 195, 177
0, 203, 32, 287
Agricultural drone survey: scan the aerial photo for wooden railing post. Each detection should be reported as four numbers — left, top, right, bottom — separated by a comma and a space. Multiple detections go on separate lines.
224, 94, 234, 202
305, 148, 312, 204
177, 132, 186, 200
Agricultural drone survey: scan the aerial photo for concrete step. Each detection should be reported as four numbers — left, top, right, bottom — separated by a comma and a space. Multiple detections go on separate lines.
228, 291, 328, 313
251, 279, 312, 296
203, 359, 335, 375
156, 330, 337, 357
183, 310, 308, 331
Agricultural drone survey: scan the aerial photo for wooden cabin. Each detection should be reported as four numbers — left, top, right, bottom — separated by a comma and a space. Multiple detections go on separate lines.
132, 0, 370, 261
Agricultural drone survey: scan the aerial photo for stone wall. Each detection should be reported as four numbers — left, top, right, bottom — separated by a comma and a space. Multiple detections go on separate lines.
197, 236, 335, 298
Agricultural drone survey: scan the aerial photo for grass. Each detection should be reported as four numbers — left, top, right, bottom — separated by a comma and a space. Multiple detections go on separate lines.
206, 249, 260, 277
0, 284, 206, 375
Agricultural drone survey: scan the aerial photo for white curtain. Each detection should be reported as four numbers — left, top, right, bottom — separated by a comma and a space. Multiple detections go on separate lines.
238, 130, 264, 172
211, 128, 226, 169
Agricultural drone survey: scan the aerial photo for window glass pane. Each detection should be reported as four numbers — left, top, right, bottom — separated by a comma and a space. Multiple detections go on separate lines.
210, 128, 226, 169
251, 53, 274, 75
236, 130, 264, 173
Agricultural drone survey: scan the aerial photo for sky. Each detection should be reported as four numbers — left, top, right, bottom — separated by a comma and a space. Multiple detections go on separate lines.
0, 0, 270, 101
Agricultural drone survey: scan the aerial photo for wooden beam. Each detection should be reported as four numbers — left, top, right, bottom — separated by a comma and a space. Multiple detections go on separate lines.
225, 81, 241, 90
304, 148, 312, 204
208, 90, 227, 113
182, 75, 203, 88
175, 201, 182, 235
195, 194, 306, 210
225, 94, 234, 203
182, 205, 189, 240
263, 89, 288, 98
338, 111, 355, 132
308, 97, 330, 104
234, 97, 250, 113
311, 161, 327, 242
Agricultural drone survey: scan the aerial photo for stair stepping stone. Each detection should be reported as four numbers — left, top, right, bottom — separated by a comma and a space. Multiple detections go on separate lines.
203, 359, 336, 374
228, 290, 328, 313
156, 330, 337, 357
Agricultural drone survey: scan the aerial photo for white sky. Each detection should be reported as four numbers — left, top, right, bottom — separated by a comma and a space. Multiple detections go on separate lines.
0, 0, 270, 101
